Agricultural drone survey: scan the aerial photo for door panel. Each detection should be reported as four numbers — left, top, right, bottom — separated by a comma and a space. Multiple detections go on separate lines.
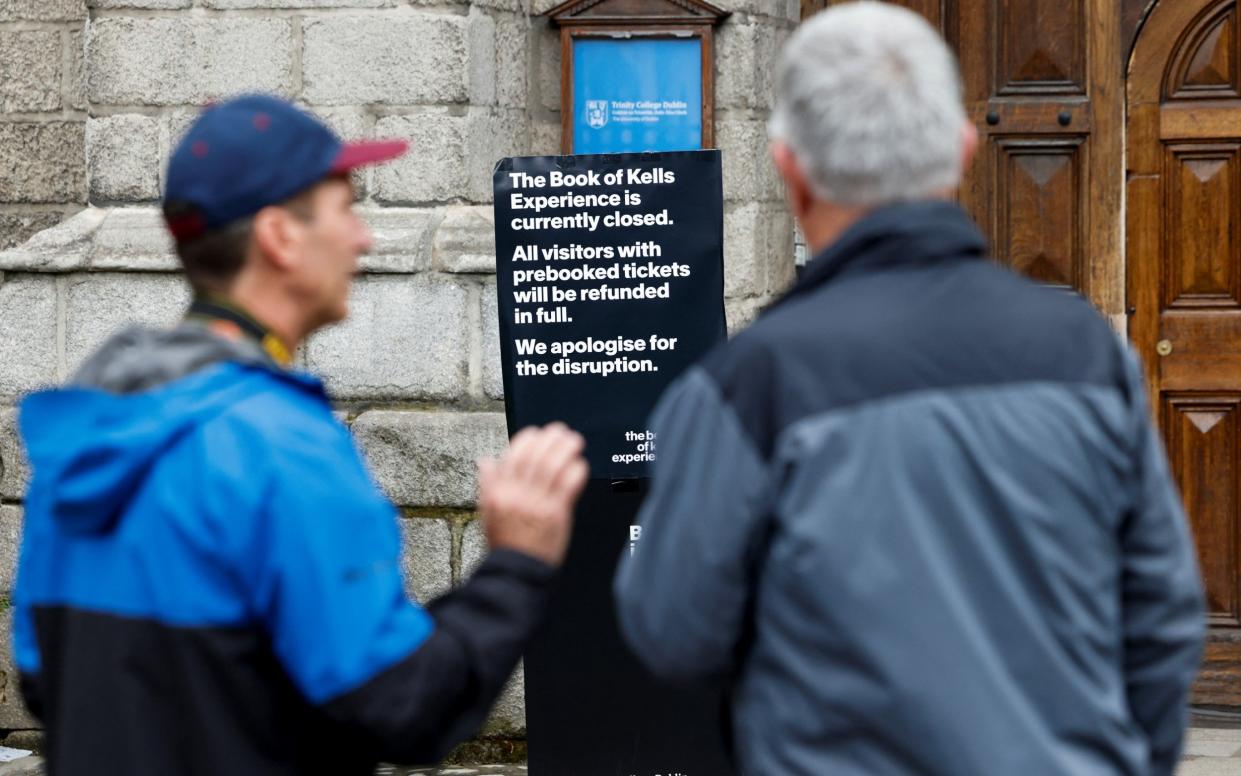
994, 0, 1087, 95
807, 1, 1121, 312
956, 0, 1121, 310
1130, 0, 1241, 703
992, 137, 1085, 289
1166, 144, 1240, 308
1164, 394, 1241, 626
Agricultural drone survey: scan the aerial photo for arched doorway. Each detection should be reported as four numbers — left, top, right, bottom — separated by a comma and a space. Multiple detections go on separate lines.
1129, 0, 1241, 705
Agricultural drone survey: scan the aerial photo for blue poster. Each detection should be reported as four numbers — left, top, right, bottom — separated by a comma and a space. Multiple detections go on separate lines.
573, 39, 702, 154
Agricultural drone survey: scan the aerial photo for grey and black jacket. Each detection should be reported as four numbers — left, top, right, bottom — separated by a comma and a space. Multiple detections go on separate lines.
614, 202, 1206, 776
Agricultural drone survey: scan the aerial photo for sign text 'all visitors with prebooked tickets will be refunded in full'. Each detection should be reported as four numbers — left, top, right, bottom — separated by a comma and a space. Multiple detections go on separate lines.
493, 151, 725, 479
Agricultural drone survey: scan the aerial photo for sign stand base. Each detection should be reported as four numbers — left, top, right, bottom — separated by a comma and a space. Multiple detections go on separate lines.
524, 480, 735, 776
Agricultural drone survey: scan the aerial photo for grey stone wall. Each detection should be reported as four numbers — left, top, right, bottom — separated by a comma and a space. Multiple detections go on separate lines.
0, 0, 800, 743
0, 1, 88, 249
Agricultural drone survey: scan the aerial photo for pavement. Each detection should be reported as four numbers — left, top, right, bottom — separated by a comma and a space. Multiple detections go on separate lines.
386, 768, 527, 775
1180, 724, 1241, 775
0, 727, 1237, 775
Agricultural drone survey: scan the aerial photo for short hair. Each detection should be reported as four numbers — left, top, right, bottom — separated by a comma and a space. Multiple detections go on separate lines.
167, 186, 317, 293
768, 2, 967, 207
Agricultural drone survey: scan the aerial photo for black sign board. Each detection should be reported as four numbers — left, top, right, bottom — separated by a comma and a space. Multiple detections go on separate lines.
494, 150, 726, 479
493, 151, 731, 775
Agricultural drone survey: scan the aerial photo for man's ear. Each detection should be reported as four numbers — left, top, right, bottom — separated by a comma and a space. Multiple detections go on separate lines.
251, 206, 302, 272
959, 120, 979, 176
771, 141, 815, 223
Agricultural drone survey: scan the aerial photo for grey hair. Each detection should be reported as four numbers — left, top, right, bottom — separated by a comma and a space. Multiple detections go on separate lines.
768, 2, 968, 206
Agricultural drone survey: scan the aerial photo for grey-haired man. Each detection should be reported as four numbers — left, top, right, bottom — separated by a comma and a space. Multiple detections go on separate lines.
616, 4, 1205, 774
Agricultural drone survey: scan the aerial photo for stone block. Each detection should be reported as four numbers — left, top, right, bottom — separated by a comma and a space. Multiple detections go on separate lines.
0, 123, 86, 204
306, 275, 470, 401
0, 610, 38, 731
160, 109, 201, 192
0, 207, 102, 272
724, 202, 794, 299
481, 281, 502, 400
0, 209, 73, 252
723, 202, 763, 299
434, 206, 495, 273
715, 22, 786, 111
716, 115, 782, 203
373, 112, 468, 205
307, 108, 371, 199
0, 31, 63, 114
0, 506, 21, 596
89, 0, 190, 7
0, 0, 85, 21
63, 273, 191, 374
87, 17, 295, 106
469, 111, 530, 202
725, 295, 767, 337
458, 517, 486, 582
494, 15, 527, 109
468, 11, 497, 107
163, 109, 200, 155
528, 120, 562, 156
91, 208, 178, 271
68, 27, 87, 112
205, 0, 390, 7
375, 109, 529, 205
0, 276, 58, 401
469, 0, 524, 10
352, 410, 507, 508
718, 0, 799, 21
768, 223, 797, 297
535, 25, 561, 114
359, 207, 438, 274
302, 14, 472, 106
398, 516, 452, 604
482, 662, 525, 736
0, 408, 30, 501
87, 115, 161, 203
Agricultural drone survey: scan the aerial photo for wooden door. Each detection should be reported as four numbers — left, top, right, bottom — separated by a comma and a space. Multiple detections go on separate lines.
807, 1, 1124, 320
1130, 0, 1241, 704
953, 0, 1122, 316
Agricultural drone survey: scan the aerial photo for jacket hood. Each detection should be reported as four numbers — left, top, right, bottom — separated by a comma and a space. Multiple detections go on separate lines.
18, 324, 319, 535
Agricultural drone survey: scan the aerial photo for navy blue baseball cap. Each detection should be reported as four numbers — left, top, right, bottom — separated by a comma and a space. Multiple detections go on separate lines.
163, 94, 407, 243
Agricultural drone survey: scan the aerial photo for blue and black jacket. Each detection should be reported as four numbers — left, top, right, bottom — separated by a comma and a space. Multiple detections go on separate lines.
14, 321, 553, 775
616, 202, 1207, 776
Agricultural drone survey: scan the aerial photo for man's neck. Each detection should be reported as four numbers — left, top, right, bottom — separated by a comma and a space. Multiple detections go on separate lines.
801, 202, 872, 256
801, 191, 958, 256
189, 292, 297, 366
222, 273, 311, 355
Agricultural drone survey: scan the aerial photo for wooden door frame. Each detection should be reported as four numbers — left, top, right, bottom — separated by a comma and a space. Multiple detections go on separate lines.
1126, 0, 1226, 401
1126, 0, 1241, 706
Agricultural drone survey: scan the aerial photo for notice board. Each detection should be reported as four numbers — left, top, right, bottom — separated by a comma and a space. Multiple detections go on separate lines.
493, 150, 732, 776
494, 150, 726, 479
572, 38, 703, 154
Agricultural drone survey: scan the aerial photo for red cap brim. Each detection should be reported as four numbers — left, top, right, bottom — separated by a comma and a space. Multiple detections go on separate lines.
330, 139, 409, 173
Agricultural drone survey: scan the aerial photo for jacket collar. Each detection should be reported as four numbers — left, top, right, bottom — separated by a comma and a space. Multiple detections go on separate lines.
771, 201, 986, 313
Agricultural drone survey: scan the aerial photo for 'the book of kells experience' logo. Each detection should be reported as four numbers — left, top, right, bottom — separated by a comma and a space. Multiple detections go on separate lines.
586, 99, 609, 129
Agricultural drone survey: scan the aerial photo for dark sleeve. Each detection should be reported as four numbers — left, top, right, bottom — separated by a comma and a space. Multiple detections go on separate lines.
1119, 352, 1206, 775
614, 367, 773, 680
321, 550, 555, 765
17, 672, 42, 724
243, 415, 556, 767
12, 522, 44, 723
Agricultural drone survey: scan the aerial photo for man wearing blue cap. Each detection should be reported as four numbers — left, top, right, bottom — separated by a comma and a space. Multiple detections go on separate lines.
12, 94, 588, 775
